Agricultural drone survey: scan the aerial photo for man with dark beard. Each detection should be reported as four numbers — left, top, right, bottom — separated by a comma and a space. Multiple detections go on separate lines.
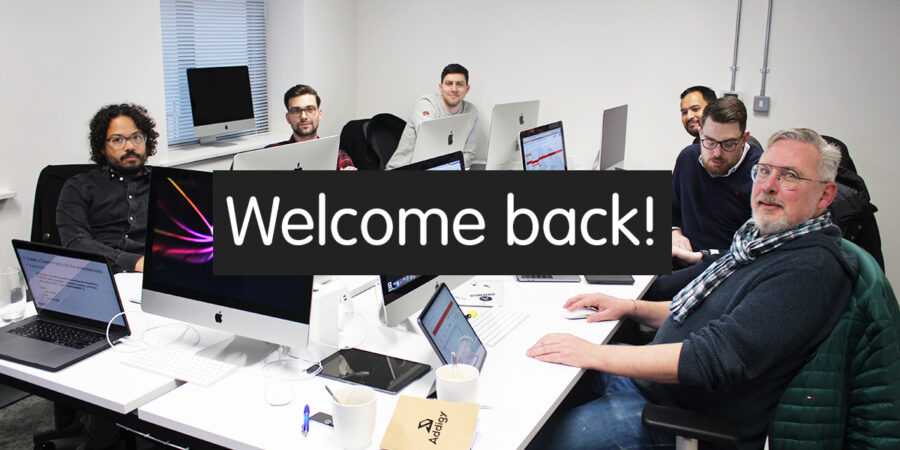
671, 97, 762, 261
679, 85, 716, 144
267, 84, 356, 170
57, 103, 158, 273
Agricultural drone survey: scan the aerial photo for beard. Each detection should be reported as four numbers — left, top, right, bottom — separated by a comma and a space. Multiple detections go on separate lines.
701, 155, 735, 175
752, 193, 792, 235
110, 151, 146, 176
292, 121, 318, 137
685, 121, 700, 137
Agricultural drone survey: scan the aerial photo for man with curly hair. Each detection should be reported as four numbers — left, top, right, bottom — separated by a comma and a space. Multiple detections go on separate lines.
57, 103, 159, 273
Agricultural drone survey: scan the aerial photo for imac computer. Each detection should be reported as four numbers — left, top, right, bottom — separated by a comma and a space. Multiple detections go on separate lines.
410, 113, 475, 165
485, 100, 540, 170
392, 151, 465, 171
141, 166, 315, 363
186, 65, 256, 145
593, 104, 628, 170
379, 275, 470, 328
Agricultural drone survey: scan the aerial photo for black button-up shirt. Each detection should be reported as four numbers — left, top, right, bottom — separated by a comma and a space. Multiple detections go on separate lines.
56, 165, 151, 273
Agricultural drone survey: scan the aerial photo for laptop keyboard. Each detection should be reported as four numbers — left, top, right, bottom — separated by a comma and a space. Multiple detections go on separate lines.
11, 321, 105, 349
469, 307, 529, 346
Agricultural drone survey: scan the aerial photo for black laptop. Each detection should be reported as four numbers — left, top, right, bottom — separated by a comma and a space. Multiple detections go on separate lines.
0, 240, 130, 371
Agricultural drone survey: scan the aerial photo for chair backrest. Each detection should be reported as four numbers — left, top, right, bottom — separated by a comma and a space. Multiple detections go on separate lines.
367, 113, 405, 169
769, 239, 900, 449
31, 164, 95, 245
339, 118, 373, 170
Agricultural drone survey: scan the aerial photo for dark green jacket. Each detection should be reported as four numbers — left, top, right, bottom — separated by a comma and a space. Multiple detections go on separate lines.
769, 240, 900, 448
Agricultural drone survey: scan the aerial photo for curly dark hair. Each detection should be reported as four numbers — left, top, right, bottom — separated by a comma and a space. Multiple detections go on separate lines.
88, 103, 159, 165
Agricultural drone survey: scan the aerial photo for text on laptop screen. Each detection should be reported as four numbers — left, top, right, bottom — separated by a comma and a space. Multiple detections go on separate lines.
521, 126, 566, 170
427, 160, 463, 171
16, 248, 126, 326
420, 286, 486, 369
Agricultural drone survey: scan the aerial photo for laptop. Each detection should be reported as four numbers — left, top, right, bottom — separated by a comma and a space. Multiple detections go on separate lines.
519, 121, 568, 171
392, 151, 465, 171
410, 113, 475, 165
515, 275, 581, 283
0, 240, 130, 371
593, 104, 628, 170
231, 135, 340, 170
485, 100, 540, 170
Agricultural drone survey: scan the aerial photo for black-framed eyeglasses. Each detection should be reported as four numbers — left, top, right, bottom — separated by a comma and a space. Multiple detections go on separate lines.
288, 106, 318, 116
699, 136, 742, 153
106, 133, 146, 149
750, 163, 828, 191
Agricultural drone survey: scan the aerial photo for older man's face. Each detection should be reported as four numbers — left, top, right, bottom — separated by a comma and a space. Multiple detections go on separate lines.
751, 139, 835, 235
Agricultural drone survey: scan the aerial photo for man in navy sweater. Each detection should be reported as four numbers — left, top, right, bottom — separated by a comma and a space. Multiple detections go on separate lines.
527, 128, 856, 449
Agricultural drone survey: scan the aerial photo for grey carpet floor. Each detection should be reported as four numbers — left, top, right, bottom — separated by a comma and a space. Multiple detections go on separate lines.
0, 393, 55, 450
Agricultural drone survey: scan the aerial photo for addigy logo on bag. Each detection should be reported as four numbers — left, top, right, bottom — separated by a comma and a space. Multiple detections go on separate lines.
418, 411, 449, 445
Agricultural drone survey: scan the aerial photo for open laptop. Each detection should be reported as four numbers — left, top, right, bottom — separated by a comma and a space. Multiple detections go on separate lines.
392, 151, 465, 171
0, 240, 130, 371
485, 100, 540, 170
410, 113, 475, 165
231, 135, 340, 170
593, 104, 628, 170
519, 121, 568, 171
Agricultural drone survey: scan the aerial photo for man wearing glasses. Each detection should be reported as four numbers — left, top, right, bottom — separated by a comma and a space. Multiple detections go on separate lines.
267, 84, 356, 170
57, 103, 158, 273
527, 129, 854, 449
671, 97, 762, 262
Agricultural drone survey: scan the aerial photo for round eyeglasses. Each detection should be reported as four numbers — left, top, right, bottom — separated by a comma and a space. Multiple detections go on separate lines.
106, 133, 146, 149
699, 136, 742, 153
750, 164, 828, 191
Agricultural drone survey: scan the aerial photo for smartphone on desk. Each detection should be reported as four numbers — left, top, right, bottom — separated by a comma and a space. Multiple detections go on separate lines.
583, 274, 635, 285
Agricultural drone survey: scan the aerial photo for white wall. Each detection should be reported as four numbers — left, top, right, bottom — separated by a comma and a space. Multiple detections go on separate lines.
354, 0, 900, 285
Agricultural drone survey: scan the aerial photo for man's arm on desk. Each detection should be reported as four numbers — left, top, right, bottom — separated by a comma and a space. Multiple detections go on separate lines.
564, 293, 672, 329
526, 335, 681, 384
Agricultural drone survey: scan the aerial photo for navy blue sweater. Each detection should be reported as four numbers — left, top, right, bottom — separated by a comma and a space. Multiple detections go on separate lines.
672, 144, 761, 251
636, 226, 858, 445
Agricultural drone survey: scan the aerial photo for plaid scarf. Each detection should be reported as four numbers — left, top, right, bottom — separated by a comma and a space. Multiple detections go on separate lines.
669, 212, 834, 323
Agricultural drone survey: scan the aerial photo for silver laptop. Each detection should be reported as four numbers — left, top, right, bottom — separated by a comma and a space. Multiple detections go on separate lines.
231, 135, 340, 170
410, 113, 475, 164
519, 121, 568, 171
485, 100, 540, 170
516, 275, 581, 283
593, 105, 628, 170
0, 240, 130, 371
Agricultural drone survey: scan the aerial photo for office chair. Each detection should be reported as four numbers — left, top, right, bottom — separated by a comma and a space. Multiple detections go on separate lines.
641, 239, 900, 449
338, 114, 406, 170
31, 164, 95, 245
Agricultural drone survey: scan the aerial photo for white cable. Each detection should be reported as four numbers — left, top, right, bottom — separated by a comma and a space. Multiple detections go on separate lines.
104, 310, 200, 353
260, 345, 323, 382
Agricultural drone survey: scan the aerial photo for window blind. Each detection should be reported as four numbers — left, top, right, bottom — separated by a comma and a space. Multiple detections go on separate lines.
160, 0, 268, 146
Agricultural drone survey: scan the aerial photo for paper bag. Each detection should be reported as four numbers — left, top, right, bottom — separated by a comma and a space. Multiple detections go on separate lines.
380, 396, 478, 450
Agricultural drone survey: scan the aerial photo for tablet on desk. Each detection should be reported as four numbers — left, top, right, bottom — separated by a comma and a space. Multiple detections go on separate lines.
309, 348, 430, 395
417, 283, 487, 371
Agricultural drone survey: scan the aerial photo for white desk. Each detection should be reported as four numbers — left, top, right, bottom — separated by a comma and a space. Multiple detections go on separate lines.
0, 273, 232, 415
137, 275, 654, 449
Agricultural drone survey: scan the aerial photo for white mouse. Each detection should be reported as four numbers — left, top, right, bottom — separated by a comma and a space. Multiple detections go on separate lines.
563, 307, 598, 320
263, 381, 294, 406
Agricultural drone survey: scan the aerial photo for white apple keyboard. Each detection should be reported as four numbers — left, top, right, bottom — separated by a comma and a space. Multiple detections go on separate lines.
469, 307, 529, 346
563, 306, 598, 320
122, 347, 239, 387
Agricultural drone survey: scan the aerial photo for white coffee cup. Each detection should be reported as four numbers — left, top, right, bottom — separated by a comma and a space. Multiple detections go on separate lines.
0, 267, 26, 323
332, 385, 377, 450
436, 363, 479, 403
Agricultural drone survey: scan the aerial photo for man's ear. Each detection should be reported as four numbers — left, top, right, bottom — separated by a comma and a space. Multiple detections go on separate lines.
818, 182, 838, 210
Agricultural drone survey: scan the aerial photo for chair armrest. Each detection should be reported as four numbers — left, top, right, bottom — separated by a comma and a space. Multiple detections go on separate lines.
641, 404, 741, 446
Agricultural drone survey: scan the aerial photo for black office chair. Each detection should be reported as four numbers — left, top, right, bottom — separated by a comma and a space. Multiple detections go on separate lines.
338, 113, 406, 170
31, 164, 95, 245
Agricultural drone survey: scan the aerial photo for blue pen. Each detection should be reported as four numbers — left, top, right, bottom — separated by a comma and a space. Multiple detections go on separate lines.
302, 404, 310, 437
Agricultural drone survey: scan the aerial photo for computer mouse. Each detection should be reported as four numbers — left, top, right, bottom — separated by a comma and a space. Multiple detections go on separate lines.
263, 381, 294, 406
563, 307, 598, 320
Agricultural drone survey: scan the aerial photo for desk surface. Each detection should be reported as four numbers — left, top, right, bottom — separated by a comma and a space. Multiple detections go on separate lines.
137, 275, 654, 450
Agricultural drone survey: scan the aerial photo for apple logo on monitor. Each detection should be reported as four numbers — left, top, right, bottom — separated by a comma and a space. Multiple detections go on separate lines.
294, 163, 303, 171
519, 113, 524, 125
447, 131, 454, 146
215, 311, 223, 323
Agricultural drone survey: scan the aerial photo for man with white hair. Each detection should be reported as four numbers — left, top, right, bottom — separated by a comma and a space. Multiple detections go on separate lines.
526, 128, 858, 448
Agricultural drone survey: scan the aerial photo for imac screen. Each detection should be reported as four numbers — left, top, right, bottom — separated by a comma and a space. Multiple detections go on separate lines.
186, 66, 254, 127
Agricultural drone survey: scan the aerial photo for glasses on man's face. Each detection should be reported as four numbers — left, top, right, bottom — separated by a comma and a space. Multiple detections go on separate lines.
288, 105, 318, 117
106, 133, 146, 149
699, 136, 742, 153
750, 163, 828, 191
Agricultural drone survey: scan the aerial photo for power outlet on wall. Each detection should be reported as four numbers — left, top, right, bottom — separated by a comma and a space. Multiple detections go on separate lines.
753, 96, 770, 112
